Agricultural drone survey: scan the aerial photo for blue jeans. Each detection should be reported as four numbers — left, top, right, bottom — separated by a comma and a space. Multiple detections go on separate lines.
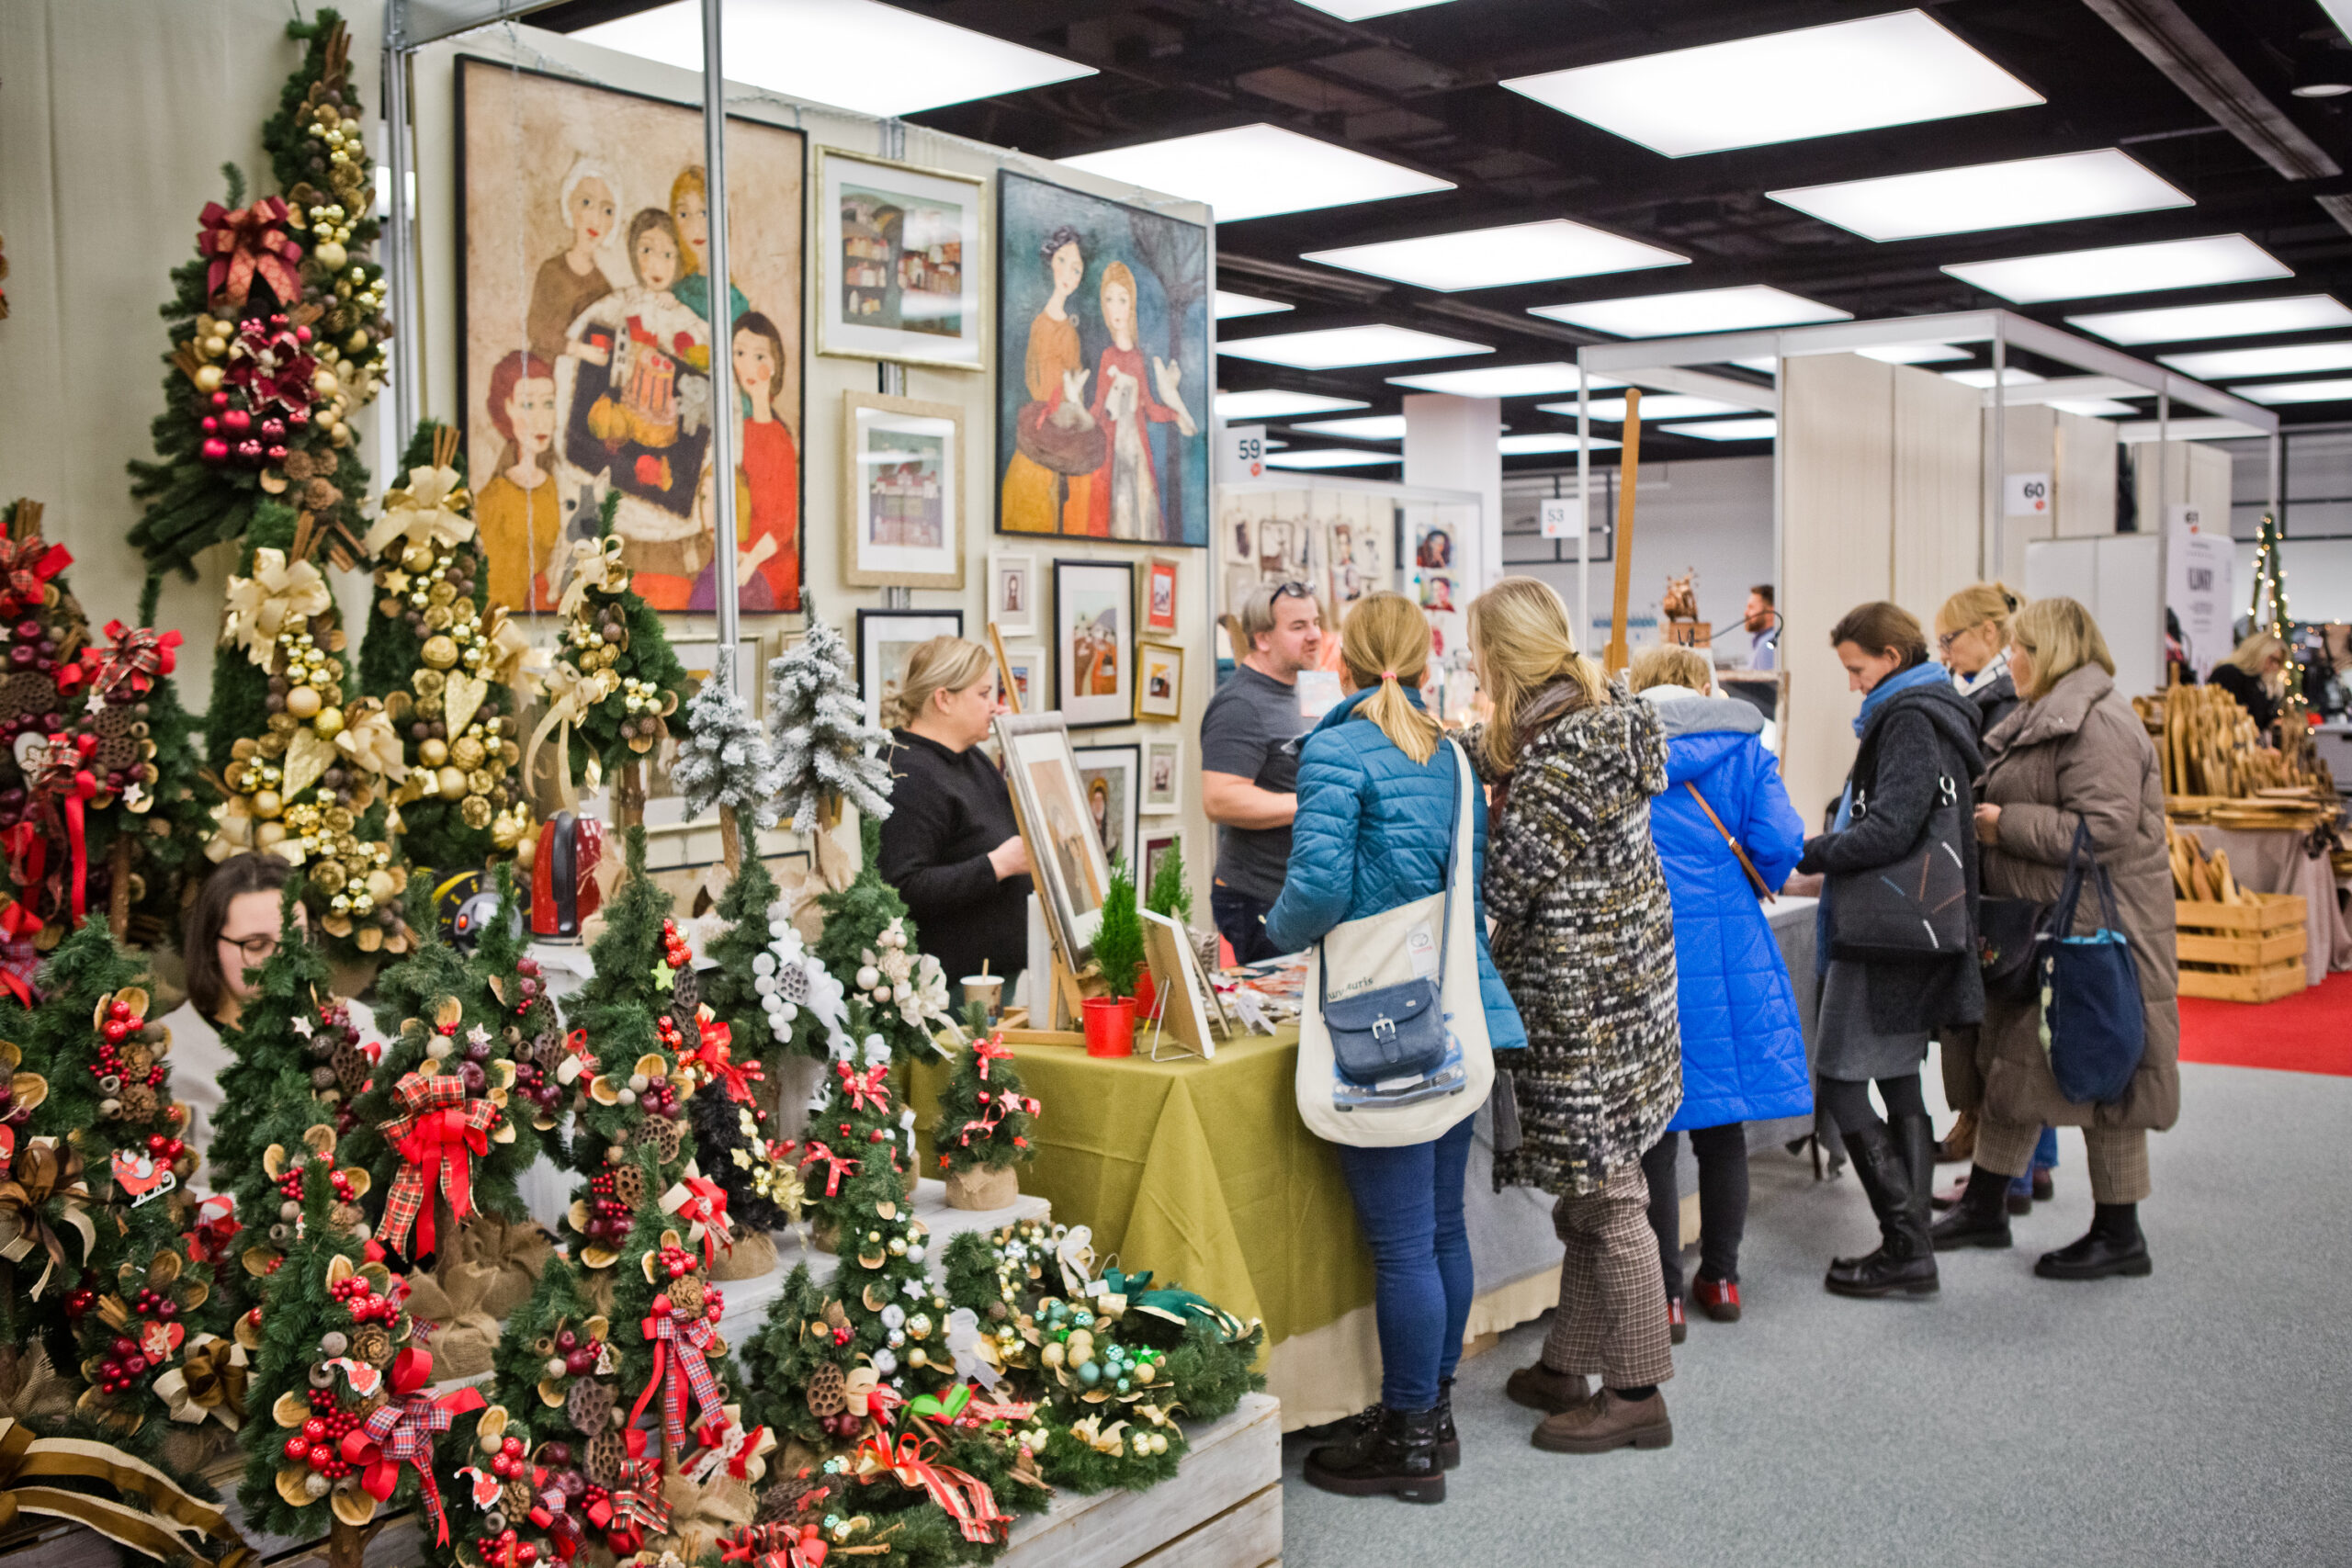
1211, 885, 1283, 965
2008, 1126, 2060, 1196
1334, 1115, 1476, 1412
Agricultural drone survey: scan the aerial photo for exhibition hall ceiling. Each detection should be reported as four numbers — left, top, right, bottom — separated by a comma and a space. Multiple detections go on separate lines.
525, 0, 2352, 467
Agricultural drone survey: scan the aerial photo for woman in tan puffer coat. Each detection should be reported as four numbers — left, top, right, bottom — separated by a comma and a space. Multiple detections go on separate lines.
1931, 596, 2178, 1280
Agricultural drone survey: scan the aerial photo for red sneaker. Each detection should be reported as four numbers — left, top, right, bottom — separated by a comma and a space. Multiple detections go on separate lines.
1691, 1276, 1742, 1323
1666, 1294, 1687, 1345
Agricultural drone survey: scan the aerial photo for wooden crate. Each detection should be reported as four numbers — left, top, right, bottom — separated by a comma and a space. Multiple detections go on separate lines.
997, 1393, 1281, 1568
2177, 893, 2307, 1003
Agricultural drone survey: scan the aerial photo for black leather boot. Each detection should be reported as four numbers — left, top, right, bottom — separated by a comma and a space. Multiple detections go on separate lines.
1304, 1404, 1445, 1503
1825, 1124, 1939, 1298
1931, 1162, 2015, 1250
1338, 1382, 1460, 1470
2036, 1202, 2152, 1280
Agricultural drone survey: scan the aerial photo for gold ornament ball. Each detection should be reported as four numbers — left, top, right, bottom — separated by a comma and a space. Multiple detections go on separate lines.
422, 635, 459, 670
311, 706, 345, 739
438, 766, 469, 801
252, 789, 284, 820
312, 368, 340, 399
1040, 1341, 1066, 1369
255, 820, 288, 848
365, 868, 397, 902
419, 738, 450, 768
312, 240, 348, 272
194, 365, 224, 394
401, 543, 435, 574
908, 1347, 929, 1369
515, 835, 537, 871
285, 684, 322, 720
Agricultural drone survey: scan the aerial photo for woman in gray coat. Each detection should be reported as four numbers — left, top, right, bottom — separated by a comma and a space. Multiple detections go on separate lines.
1932, 597, 2179, 1279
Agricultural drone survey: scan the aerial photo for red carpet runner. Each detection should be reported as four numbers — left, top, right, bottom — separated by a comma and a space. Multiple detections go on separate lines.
2178, 971, 2352, 1077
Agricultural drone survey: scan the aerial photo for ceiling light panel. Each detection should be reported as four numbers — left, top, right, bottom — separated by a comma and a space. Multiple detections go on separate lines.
1855, 343, 1973, 364
1540, 394, 1753, 422
1663, 418, 1778, 441
1531, 285, 1850, 337
2066, 295, 2352, 345
1944, 367, 2045, 388
1264, 448, 1403, 469
1214, 290, 1293, 320
1943, 234, 2290, 304
1388, 362, 1613, 397
1500, 433, 1621, 454
2234, 378, 2352, 404
1296, 0, 1457, 17
2046, 398, 2138, 417
1221, 324, 1490, 369
1501, 10, 2042, 159
1060, 124, 1453, 222
1293, 415, 1409, 438
575, 0, 1093, 118
1304, 220, 1686, 292
1215, 390, 1369, 420
2159, 341, 2352, 378
1770, 149, 2191, 243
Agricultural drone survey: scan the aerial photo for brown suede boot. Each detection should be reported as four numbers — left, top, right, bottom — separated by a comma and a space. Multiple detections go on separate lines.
1503, 1361, 1590, 1416
1531, 1388, 1673, 1454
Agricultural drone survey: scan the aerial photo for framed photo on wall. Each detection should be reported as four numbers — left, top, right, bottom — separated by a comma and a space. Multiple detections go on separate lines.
997, 711, 1110, 965
1071, 742, 1140, 871
1000, 644, 1046, 715
988, 550, 1037, 637
842, 392, 964, 588
1143, 554, 1181, 636
1053, 558, 1134, 728
814, 148, 985, 370
856, 608, 964, 729
1142, 738, 1182, 815
456, 58, 806, 615
1141, 829, 1181, 889
1136, 641, 1183, 721
993, 171, 1210, 547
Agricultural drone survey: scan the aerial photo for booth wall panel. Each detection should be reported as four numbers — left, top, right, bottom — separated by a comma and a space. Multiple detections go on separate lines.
1892, 366, 1983, 624
2056, 410, 2120, 539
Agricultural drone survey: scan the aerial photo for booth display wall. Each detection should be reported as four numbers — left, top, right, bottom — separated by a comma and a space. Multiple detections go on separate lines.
1988, 403, 2120, 581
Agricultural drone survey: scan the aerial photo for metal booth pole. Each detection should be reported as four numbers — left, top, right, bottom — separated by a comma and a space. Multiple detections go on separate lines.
700, 0, 744, 675
383, 8, 420, 439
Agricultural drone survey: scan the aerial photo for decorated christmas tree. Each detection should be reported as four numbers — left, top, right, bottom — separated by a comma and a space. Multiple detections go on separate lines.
205, 501, 413, 962
767, 617, 892, 835
2248, 512, 2302, 708
932, 1017, 1039, 1211
673, 674, 780, 872
528, 494, 686, 829
814, 818, 953, 1066
358, 421, 533, 882
796, 1009, 912, 1245
470, 867, 571, 1144
127, 9, 388, 585
700, 857, 849, 1076
469, 1253, 625, 1564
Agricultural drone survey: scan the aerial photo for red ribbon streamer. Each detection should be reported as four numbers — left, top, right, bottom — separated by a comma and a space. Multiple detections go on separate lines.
338, 1347, 486, 1544
796, 1140, 857, 1198
628, 1295, 729, 1456
973, 1037, 1014, 1081
854, 1433, 1008, 1545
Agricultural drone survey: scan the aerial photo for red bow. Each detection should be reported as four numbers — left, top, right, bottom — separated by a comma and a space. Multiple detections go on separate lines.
377, 1070, 499, 1260
684, 1019, 763, 1105
853, 1432, 1008, 1545
197, 197, 302, 310
339, 1347, 485, 1544
973, 1036, 1015, 1081
797, 1140, 857, 1198
836, 1060, 891, 1115
628, 1294, 729, 1457
0, 536, 70, 614
722, 1522, 830, 1567
667, 1173, 734, 1269
26, 739, 99, 927
92, 622, 181, 701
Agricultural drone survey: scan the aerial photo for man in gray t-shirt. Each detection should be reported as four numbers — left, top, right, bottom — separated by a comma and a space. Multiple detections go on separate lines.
1201, 581, 1323, 964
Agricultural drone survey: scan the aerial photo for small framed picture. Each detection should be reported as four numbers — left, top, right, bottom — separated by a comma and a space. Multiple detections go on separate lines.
1142, 829, 1182, 889
856, 609, 965, 729
815, 148, 985, 371
1143, 738, 1182, 814
1071, 742, 1140, 871
843, 392, 963, 589
1142, 555, 1181, 636
1000, 645, 1046, 715
1136, 641, 1184, 721
1053, 558, 1134, 728
989, 550, 1037, 637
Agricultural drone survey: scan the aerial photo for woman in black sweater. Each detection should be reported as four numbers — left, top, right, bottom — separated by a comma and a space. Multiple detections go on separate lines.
876, 638, 1032, 993
2208, 631, 2286, 736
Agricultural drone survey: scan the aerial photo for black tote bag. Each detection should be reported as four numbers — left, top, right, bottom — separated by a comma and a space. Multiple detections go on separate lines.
1825, 773, 1973, 962
2037, 823, 2146, 1105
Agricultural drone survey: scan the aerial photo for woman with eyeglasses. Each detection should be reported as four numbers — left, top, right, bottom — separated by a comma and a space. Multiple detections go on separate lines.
161, 853, 379, 1193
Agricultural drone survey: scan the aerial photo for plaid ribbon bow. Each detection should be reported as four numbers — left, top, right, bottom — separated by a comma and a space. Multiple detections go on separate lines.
836, 1060, 891, 1114
339, 1348, 486, 1543
853, 1432, 1008, 1546
661, 1173, 734, 1269
628, 1295, 729, 1456
601, 1429, 671, 1554
0, 536, 70, 615
684, 1019, 763, 1105
720, 1522, 831, 1567
26, 738, 99, 925
797, 1140, 857, 1198
91, 622, 182, 701
377, 1070, 499, 1260
196, 196, 302, 310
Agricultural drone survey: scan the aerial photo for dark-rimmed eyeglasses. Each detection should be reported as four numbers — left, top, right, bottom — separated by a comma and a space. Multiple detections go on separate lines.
220, 933, 280, 963
1271, 581, 1316, 601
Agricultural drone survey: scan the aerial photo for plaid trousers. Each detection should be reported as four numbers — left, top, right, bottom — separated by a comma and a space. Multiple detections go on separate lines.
1974, 1117, 2151, 1203
1540, 1163, 1676, 1390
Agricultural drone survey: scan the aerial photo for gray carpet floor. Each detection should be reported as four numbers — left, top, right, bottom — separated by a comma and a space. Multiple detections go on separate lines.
1278, 1062, 2352, 1568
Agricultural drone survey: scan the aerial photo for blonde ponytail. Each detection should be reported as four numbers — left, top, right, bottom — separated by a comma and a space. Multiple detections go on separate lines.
1338, 592, 1442, 764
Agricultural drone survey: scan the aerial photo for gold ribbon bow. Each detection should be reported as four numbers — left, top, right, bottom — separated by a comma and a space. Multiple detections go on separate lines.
363, 464, 476, 559
524, 660, 620, 811
557, 536, 629, 619
334, 696, 410, 784
222, 547, 331, 667
479, 604, 535, 693
1066, 1415, 1130, 1456
0, 1416, 254, 1567
0, 1137, 96, 1300
153, 1335, 248, 1431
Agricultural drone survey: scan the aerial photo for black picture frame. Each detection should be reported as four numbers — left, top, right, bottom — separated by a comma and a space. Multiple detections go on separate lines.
854, 608, 966, 729
1051, 558, 1136, 729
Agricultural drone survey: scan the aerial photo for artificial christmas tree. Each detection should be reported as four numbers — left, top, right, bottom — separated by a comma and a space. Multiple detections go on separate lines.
358, 422, 533, 882
2247, 511, 2303, 709
466, 1253, 622, 1565
127, 10, 389, 585
700, 859, 849, 1077
673, 675, 780, 873
814, 819, 953, 1067
767, 618, 892, 894
932, 1019, 1039, 1212
1143, 832, 1192, 927
1092, 860, 1144, 1005
796, 1010, 913, 1244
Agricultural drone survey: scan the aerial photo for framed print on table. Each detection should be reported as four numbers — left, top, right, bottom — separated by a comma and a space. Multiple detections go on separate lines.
1136, 641, 1183, 721
1071, 742, 1140, 871
842, 392, 964, 588
856, 609, 964, 729
1142, 554, 1181, 636
1142, 739, 1182, 814
1053, 558, 1134, 728
988, 550, 1037, 637
997, 711, 1111, 966
815, 148, 984, 370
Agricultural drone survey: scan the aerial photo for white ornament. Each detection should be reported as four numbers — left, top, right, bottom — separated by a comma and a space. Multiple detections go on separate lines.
855, 965, 880, 991
752, 953, 776, 977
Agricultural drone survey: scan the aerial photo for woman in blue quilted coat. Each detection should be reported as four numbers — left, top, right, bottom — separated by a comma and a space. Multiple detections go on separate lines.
1628, 646, 1807, 1333
1267, 592, 1524, 1506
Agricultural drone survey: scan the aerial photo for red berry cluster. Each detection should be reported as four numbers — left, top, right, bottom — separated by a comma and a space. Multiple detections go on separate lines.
62, 1276, 98, 1318
93, 998, 169, 1111
128, 1284, 180, 1323
552, 1325, 605, 1378
654, 1243, 695, 1282
328, 1272, 398, 1325
580, 1170, 631, 1247
195, 314, 317, 468
92, 1334, 156, 1395
511, 1055, 562, 1115
285, 1398, 361, 1478
486, 1433, 531, 1481
660, 920, 691, 971
472, 1529, 543, 1566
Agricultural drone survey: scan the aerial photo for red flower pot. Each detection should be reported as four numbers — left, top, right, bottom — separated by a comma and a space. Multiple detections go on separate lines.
1083, 996, 1136, 1057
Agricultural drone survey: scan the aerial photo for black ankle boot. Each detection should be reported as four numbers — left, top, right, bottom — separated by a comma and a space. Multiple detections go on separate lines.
2036, 1202, 2152, 1280
1931, 1162, 2015, 1250
1304, 1404, 1445, 1503
1826, 1124, 1939, 1298
1435, 1378, 1460, 1469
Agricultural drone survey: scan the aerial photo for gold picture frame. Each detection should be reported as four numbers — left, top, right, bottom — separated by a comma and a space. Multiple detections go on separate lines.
842, 391, 966, 589
813, 147, 987, 371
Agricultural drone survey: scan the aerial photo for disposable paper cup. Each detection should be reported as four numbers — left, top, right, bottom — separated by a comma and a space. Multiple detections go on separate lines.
963, 975, 1005, 1022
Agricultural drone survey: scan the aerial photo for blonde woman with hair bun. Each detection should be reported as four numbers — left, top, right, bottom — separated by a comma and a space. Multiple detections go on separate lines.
1936, 581, 2026, 740
1266, 592, 1525, 1504
875, 637, 1032, 992
1458, 577, 1683, 1456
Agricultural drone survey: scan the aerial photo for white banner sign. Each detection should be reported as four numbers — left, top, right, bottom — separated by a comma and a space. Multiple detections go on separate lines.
2005, 471, 2052, 518
2165, 502, 2233, 678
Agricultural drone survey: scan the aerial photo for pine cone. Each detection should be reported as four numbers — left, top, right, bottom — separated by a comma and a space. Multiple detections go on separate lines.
804, 1361, 845, 1418
350, 1325, 392, 1365
568, 1376, 614, 1437
117, 1083, 157, 1121
668, 1275, 705, 1319
502, 1478, 536, 1517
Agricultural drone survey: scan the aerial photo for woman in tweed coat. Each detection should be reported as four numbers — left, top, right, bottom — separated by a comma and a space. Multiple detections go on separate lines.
1462, 578, 1680, 1458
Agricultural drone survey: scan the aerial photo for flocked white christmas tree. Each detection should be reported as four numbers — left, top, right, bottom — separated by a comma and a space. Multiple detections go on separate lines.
674, 673, 783, 869
767, 617, 893, 832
